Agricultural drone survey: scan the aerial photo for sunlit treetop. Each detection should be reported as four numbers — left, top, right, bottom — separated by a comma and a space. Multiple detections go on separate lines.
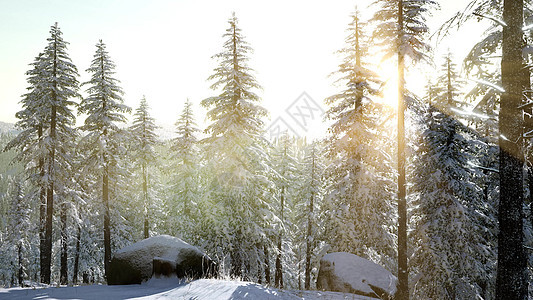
80, 40, 130, 134
201, 12, 268, 141
371, 0, 438, 62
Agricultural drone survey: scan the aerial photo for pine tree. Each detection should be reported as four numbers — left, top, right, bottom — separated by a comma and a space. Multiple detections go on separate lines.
5, 178, 31, 286
432, 52, 466, 113
271, 133, 298, 289
410, 105, 490, 299
324, 7, 396, 269
130, 96, 159, 239
6, 23, 80, 284
5, 51, 50, 285
295, 141, 325, 290
41, 23, 80, 285
201, 12, 269, 279
371, 2, 437, 297
169, 99, 201, 241
79, 39, 131, 280
440, 2, 532, 297
497, 0, 528, 297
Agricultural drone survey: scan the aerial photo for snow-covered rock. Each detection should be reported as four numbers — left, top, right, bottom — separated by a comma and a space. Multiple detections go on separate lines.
317, 252, 397, 299
108, 235, 217, 285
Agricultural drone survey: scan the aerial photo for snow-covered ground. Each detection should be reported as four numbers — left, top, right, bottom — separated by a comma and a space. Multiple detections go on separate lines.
0, 278, 376, 300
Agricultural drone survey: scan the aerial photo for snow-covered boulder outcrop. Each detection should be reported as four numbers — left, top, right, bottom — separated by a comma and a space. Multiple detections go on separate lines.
108, 235, 217, 285
317, 252, 397, 299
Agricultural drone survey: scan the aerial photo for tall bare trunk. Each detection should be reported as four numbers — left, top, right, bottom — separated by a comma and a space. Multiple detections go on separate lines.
17, 243, 23, 286
60, 201, 68, 285
103, 166, 111, 281
304, 148, 315, 290
143, 164, 149, 239
264, 244, 271, 285
72, 225, 81, 285
496, 0, 528, 298
38, 125, 46, 284
275, 187, 284, 289
397, 0, 408, 299
43, 103, 57, 285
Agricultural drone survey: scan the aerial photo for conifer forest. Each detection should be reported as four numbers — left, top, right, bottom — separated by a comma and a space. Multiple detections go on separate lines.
1, 0, 533, 299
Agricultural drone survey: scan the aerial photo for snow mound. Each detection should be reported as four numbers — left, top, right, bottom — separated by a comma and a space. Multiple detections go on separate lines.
108, 235, 216, 285
317, 252, 397, 299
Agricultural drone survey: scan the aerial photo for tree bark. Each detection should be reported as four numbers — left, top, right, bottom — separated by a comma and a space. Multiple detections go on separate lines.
397, 0, 408, 299
72, 225, 81, 285
18, 243, 23, 286
60, 201, 68, 285
496, 0, 528, 298
304, 148, 315, 290
103, 166, 111, 281
264, 244, 271, 285
143, 164, 149, 239
38, 125, 46, 284
275, 187, 284, 289
43, 104, 57, 285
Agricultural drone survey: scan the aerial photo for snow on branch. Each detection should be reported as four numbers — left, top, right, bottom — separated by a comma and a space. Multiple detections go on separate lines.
472, 12, 507, 27
468, 78, 505, 93
467, 161, 499, 173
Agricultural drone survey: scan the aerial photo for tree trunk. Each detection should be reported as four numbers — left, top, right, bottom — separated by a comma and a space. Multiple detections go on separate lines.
143, 164, 149, 239
305, 149, 315, 290
230, 248, 242, 278
257, 245, 263, 284
17, 243, 23, 286
60, 200, 68, 285
496, 0, 528, 298
397, 0, 408, 299
43, 168, 53, 285
264, 244, 271, 285
103, 166, 111, 281
274, 238, 283, 288
43, 103, 57, 285
38, 125, 46, 284
275, 187, 284, 289
72, 225, 81, 285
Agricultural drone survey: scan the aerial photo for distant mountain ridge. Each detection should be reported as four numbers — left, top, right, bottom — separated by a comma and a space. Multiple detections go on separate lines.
0, 121, 17, 135
0, 120, 180, 140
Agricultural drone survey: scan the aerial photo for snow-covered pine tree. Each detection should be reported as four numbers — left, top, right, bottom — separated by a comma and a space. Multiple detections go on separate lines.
293, 141, 325, 290
440, 2, 531, 296
324, 8, 396, 269
4, 177, 32, 286
168, 99, 201, 242
410, 102, 493, 299
40, 23, 81, 285
5, 51, 50, 284
270, 133, 298, 289
130, 96, 159, 239
201, 12, 270, 279
79, 39, 131, 280
5, 23, 80, 284
432, 52, 466, 113
371, 1, 437, 297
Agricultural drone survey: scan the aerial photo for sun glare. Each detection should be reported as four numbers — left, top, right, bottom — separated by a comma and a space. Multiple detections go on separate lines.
377, 60, 399, 110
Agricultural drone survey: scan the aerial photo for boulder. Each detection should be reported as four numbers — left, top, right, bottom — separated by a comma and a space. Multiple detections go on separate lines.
108, 235, 217, 285
153, 257, 175, 277
317, 252, 397, 299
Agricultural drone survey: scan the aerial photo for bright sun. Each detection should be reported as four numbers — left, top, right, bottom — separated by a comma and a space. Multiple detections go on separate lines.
377, 60, 399, 110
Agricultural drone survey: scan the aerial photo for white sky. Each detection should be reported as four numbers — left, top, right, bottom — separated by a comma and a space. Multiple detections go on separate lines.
0, 0, 486, 139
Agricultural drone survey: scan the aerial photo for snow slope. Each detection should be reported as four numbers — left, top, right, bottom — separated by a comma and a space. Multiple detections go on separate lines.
0, 278, 376, 300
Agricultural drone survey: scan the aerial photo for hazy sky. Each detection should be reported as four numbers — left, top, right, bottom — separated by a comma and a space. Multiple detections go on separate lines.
0, 0, 483, 139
